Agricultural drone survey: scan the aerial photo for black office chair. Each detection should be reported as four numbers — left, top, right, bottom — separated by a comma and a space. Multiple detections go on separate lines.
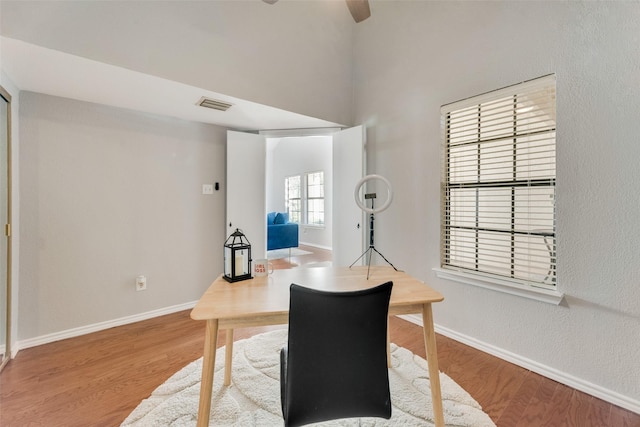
280, 281, 393, 427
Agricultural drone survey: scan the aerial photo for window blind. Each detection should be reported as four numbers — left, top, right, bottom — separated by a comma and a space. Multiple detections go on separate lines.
306, 171, 325, 226
285, 175, 301, 223
441, 75, 556, 288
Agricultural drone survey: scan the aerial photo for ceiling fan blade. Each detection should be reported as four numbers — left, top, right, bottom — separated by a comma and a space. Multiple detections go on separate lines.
345, 0, 371, 23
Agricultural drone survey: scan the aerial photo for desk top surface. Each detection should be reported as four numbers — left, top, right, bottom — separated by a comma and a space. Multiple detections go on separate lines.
190, 266, 444, 321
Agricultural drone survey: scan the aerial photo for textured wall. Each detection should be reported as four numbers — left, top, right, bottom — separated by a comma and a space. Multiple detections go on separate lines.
18, 92, 227, 339
353, 0, 640, 407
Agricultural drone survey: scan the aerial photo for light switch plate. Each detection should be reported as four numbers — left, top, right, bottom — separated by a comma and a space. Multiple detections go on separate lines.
202, 184, 214, 195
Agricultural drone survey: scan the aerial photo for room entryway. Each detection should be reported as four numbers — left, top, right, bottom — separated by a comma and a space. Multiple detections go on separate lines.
227, 126, 364, 267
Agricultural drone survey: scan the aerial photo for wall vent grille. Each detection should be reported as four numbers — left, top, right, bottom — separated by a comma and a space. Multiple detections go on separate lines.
197, 97, 233, 111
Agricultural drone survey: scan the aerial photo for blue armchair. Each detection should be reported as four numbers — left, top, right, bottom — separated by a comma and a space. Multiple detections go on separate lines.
267, 212, 299, 251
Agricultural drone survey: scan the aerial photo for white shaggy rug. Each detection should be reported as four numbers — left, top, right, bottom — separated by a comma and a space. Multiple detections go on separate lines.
122, 329, 495, 426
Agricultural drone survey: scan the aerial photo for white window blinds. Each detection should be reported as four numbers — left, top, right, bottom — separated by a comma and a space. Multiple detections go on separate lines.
285, 175, 301, 223
306, 171, 325, 226
441, 75, 557, 288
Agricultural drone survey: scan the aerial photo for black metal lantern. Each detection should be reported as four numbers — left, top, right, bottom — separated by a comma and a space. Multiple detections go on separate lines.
223, 228, 252, 282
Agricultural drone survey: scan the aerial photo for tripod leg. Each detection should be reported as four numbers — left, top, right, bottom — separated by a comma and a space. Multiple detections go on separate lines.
371, 247, 399, 271
349, 247, 372, 268
366, 246, 373, 279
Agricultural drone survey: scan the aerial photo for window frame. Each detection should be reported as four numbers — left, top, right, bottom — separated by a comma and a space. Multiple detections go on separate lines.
305, 171, 325, 227
285, 175, 301, 224
436, 75, 563, 304
284, 171, 325, 227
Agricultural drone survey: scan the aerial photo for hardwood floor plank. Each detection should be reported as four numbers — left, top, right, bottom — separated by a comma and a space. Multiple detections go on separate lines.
585, 394, 612, 427
474, 353, 528, 420
497, 371, 544, 426
566, 389, 592, 427
541, 382, 574, 426
610, 404, 640, 427
516, 376, 559, 426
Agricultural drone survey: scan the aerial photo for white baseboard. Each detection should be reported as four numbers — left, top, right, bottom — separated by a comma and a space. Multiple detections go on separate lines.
397, 314, 640, 415
15, 301, 198, 355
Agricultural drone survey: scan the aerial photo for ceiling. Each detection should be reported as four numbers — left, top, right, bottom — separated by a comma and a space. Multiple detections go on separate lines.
1, 36, 346, 131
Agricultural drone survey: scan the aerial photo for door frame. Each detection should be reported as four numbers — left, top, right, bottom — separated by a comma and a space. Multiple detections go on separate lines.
0, 84, 13, 371
262, 126, 365, 265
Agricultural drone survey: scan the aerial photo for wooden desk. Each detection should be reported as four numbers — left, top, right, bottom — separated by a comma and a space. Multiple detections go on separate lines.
190, 266, 445, 427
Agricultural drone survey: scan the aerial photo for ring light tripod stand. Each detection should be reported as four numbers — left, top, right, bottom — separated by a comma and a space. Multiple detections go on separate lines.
350, 174, 399, 279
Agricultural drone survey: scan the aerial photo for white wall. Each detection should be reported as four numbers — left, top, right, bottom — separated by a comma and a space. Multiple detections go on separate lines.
267, 136, 332, 249
353, 1, 640, 409
0, 1, 355, 126
18, 92, 227, 341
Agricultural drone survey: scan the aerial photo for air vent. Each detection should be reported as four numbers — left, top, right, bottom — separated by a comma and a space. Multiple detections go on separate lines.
197, 97, 233, 112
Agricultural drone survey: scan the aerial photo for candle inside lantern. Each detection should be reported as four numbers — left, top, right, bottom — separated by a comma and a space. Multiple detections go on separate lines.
235, 252, 244, 275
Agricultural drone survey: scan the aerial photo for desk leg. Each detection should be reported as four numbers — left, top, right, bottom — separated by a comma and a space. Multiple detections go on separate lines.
224, 329, 234, 386
196, 319, 218, 427
422, 303, 444, 427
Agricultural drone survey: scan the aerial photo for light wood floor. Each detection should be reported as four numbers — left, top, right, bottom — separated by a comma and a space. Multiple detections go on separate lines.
1, 246, 638, 426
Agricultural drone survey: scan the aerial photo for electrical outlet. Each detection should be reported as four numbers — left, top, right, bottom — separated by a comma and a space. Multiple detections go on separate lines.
136, 276, 147, 291
202, 184, 214, 195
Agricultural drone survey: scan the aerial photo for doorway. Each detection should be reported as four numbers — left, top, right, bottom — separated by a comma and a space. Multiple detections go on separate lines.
226, 126, 364, 268
266, 135, 333, 255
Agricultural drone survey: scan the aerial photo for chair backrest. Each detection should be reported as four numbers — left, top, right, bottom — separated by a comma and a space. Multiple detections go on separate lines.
281, 281, 393, 426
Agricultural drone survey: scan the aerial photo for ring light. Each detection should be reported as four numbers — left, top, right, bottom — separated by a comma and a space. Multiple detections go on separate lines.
354, 174, 394, 214
350, 174, 398, 278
